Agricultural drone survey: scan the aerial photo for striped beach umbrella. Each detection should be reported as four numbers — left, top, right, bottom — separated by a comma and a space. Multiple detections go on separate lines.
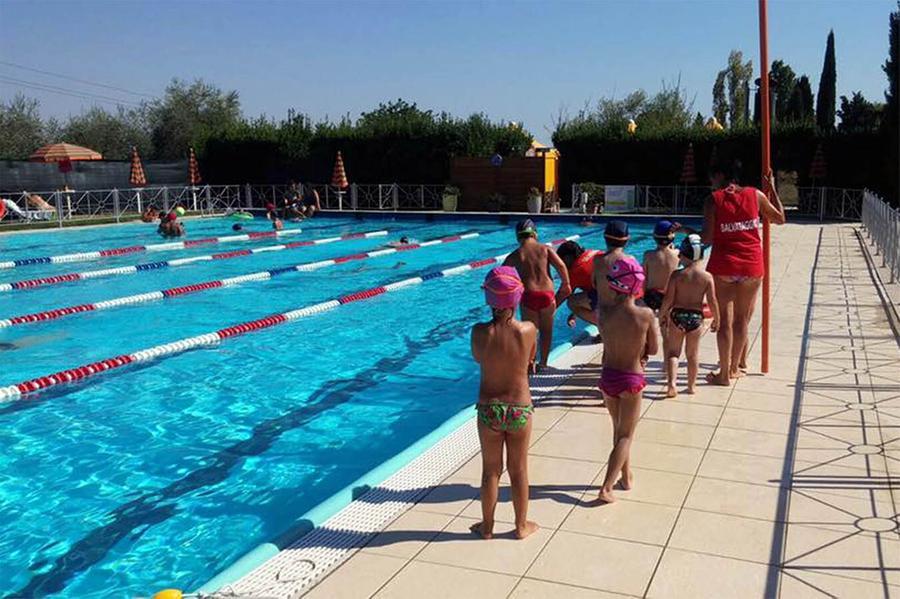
809, 143, 827, 181
129, 146, 147, 187
331, 151, 349, 189
29, 142, 102, 163
679, 143, 697, 185
188, 147, 202, 185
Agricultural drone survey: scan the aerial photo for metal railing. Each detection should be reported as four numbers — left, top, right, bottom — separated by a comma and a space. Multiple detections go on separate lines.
571, 183, 866, 221
861, 190, 900, 283
1, 185, 244, 228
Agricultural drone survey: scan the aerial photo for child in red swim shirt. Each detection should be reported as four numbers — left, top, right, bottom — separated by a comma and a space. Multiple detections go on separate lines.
503, 219, 571, 373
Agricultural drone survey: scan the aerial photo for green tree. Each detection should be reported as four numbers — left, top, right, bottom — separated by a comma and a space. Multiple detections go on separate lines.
63, 106, 152, 159
837, 92, 883, 133
146, 78, 241, 159
712, 70, 728, 125
770, 60, 797, 123
693, 112, 705, 128
885, 2, 899, 203
0, 94, 49, 158
725, 50, 753, 127
785, 76, 815, 123
638, 77, 695, 131
816, 30, 837, 131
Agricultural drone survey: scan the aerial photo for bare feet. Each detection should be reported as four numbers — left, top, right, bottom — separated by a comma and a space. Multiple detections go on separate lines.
470, 521, 493, 539
686, 385, 697, 395
729, 369, 746, 379
666, 385, 678, 399
706, 371, 731, 386
597, 488, 617, 504
515, 520, 539, 539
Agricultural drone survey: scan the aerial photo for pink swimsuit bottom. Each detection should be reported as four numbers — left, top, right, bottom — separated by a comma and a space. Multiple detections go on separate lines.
599, 367, 647, 399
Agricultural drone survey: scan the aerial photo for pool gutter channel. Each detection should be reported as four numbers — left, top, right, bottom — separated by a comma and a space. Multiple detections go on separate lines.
199, 326, 597, 598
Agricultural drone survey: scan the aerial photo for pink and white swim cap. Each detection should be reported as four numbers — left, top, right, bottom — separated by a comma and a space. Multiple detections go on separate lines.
607, 256, 645, 296
483, 266, 524, 309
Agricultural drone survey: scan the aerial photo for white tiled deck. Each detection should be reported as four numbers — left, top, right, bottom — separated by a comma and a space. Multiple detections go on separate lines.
266, 223, 899, 598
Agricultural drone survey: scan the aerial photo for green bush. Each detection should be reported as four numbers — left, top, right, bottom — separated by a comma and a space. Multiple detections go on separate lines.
553, 124, 889, 195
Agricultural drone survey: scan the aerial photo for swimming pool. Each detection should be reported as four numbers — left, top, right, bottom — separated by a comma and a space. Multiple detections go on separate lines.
0, 214, 660, 597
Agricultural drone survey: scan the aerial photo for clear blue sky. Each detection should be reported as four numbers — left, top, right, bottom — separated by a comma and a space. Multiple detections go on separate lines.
0, 0, 894, 138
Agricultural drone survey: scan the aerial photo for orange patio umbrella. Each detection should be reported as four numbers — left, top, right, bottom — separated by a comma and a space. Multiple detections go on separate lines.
188, 147, 202, 185
331, 151, 349, 189
29, 142, 102, 163
130, 146, 147, 187
809, 142, 827, 182
130, 146, 148, 212
679, 143, 698, 185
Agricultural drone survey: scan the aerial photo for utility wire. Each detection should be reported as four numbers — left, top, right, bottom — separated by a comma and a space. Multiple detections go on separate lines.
0, 60, 156, 98
0, 75, 144, 107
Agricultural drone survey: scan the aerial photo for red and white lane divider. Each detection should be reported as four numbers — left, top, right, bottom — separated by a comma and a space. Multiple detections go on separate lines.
0, 235, 579, 402
0, 228, 311, 270
0, 232, 480, 328
0, 230, 389, 293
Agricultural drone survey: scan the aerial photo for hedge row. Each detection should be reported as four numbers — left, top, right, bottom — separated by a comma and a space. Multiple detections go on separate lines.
553, 127, 891, 196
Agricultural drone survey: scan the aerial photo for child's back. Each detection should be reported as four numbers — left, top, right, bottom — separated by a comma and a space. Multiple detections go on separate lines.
473, 318, 535, 404
505, 241, 553, 292
601, 301, 655, 372
669, 265, 713, 310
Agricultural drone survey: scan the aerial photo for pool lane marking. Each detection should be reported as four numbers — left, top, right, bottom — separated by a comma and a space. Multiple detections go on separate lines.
0, 235, 579, 402
0, 230, 390, 293
0, 228, 314, 270
0, 232, 481, 328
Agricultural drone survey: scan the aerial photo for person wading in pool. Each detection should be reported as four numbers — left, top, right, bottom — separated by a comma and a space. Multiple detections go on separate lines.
502, 219, 571, 373
702, 160, 785, 385
592, 221, 638, 340
471, 266, 539, 539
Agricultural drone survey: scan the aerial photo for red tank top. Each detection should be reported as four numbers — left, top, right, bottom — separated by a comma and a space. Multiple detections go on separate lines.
569, 250, 600, 291
706, 185, 764, 278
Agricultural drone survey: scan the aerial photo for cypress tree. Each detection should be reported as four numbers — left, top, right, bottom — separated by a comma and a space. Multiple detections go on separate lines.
884, 3, 898, 204
816, 30, 837, 131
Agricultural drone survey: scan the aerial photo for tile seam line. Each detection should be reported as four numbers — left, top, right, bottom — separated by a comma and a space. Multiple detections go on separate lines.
639, 224, 808, 598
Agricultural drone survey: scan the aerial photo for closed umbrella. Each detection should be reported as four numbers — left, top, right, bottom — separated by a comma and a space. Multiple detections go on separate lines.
331, 151, 349, 210
130, 146, 147, 212
809, 143, 827, 182
188, 147, 202, 211
331, 151, 348, 189
679, 143, 697, 185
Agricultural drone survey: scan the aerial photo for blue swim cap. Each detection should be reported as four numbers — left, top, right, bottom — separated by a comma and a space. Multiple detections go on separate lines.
653, 220, 675, 239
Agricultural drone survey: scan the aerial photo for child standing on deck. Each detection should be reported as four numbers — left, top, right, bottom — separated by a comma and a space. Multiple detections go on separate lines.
471, 267, 539, 539
597, 256, 658, 504
503, 219, 571, 373
660, 234, 720, 398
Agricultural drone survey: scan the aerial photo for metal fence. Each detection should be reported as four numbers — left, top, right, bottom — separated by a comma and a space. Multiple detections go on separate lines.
570, 183, 866, 222
0, 185, 244, 228
861, 190, 900, 284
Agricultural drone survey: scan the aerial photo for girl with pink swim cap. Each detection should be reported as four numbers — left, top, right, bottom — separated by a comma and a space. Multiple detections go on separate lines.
596, 256, 660, 504
469, 266, 539, 540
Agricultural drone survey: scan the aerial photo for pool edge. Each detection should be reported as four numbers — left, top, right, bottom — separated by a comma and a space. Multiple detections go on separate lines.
197, 325, 597, 594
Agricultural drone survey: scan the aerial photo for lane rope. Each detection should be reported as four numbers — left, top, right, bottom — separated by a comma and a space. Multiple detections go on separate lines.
0, 228, 314, 270
0, 235, 579, 403
0, 230, 389, 293
0, 232, 480, 328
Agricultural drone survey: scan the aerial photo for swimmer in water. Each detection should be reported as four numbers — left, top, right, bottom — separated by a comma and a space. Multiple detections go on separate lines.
386, 235, 417, 248
0, 332, 67, 351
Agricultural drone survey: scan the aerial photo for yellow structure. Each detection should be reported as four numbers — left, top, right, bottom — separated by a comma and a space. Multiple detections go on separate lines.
627, 119, 637, 135
526, 140, 560, 199
705, 116, 725, 131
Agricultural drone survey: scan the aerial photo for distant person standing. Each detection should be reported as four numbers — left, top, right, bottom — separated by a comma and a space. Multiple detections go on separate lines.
503, 219, 571, 373
703, 161, 785, 385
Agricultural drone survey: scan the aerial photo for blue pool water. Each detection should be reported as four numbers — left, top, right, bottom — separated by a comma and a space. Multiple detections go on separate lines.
0, 215, 659, 597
